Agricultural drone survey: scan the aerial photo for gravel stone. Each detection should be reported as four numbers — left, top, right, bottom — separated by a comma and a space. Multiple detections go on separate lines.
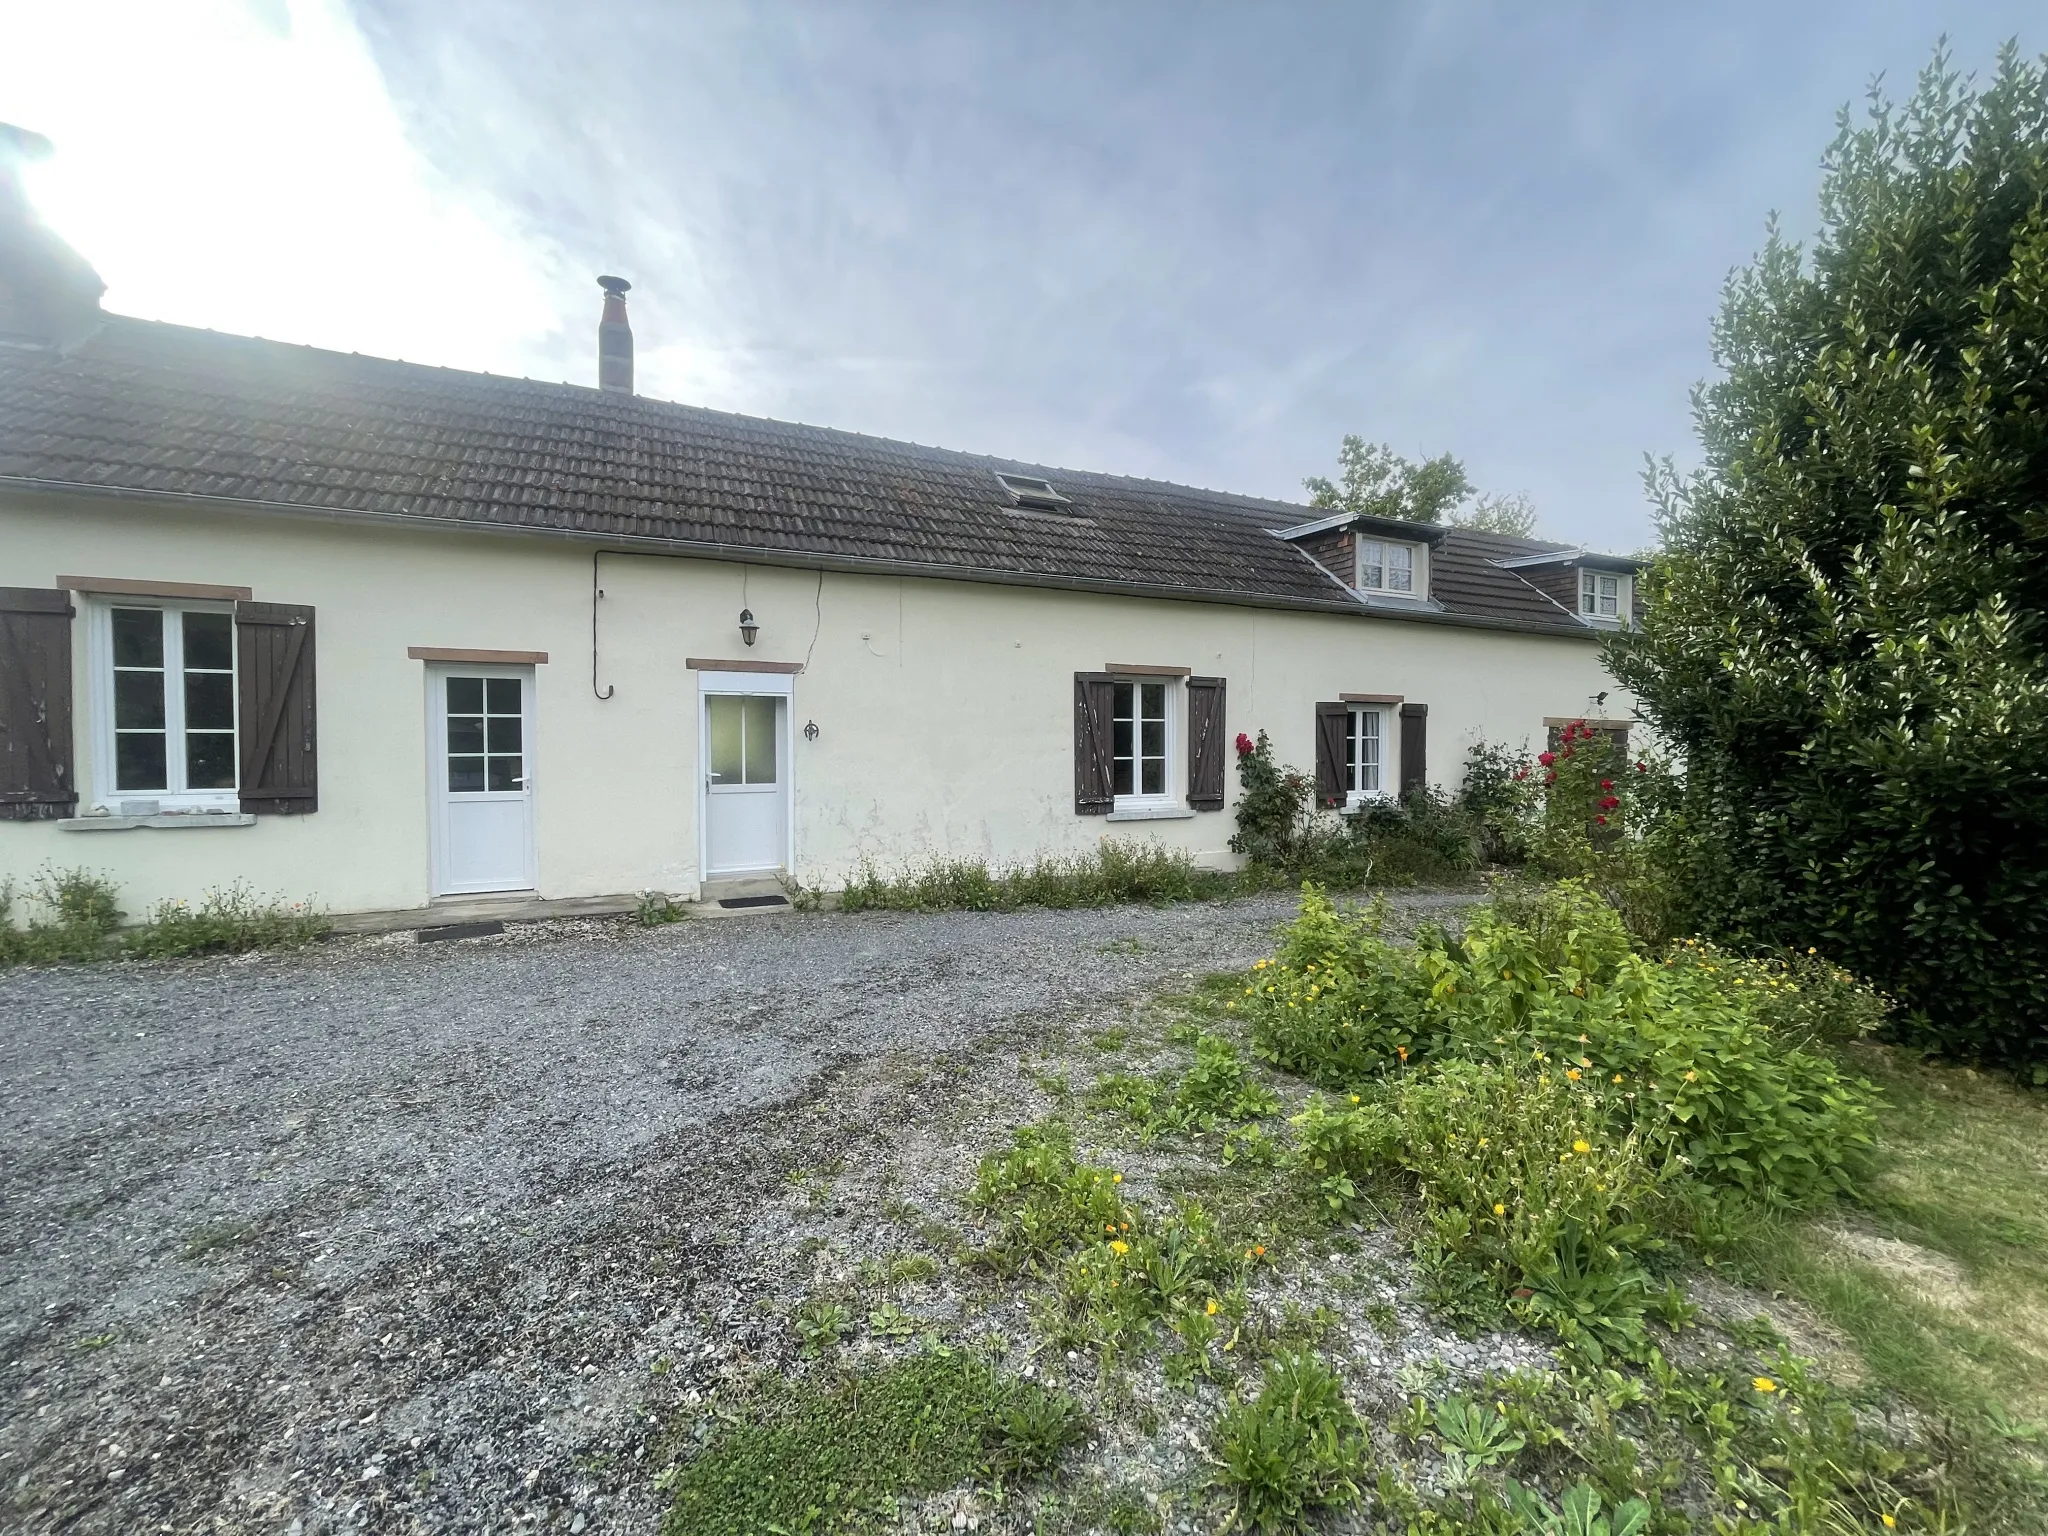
0, 891, 1477, 1534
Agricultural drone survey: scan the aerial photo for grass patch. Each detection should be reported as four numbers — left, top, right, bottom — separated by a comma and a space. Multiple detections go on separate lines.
661, 1350, 1084, 1535
1743, 1046, 2048, 1494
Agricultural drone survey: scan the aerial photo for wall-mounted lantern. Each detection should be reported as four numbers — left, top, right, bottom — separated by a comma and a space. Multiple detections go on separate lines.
738, 607, 759, 647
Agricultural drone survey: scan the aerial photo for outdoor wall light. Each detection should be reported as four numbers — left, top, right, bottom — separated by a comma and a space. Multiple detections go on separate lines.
738, 607, 759, 647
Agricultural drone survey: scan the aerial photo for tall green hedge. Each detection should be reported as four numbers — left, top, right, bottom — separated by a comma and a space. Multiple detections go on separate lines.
1611, 45, 2048, 1067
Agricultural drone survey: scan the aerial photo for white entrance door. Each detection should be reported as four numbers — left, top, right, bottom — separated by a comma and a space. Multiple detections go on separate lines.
429, 666, 537, 895
701, 677, 790, 877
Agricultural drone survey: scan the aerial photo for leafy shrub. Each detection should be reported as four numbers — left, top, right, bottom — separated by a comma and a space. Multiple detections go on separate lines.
1665, 936, 1891, 1050
0, 868, 122, 966
127, 883, 328, 958
1239, 894, 1423, 1081
1608, 49, 2048, 1066
1456, 738, 1534, 864
1385, 1063, 1664, 1362
1245, 881, 1881, 1356
1345, 786, 1482, 882
1253, 883, 1879, 1210
1210, 1350, 1369, 1532
1227, 730, 1320, 869
839, 839, 1228, 913
1516, 722, 1689, 949
662, 1349, 1084, 1533
1228, 730, 1481, 888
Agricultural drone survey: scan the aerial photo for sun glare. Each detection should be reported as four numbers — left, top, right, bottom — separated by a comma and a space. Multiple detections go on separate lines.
0, 0, 568, 378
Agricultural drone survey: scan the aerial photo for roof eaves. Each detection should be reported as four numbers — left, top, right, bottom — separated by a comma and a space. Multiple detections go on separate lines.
0, 477, 1601, 639
1272, 509, 1451, 546
0, 473, 1363, 616
1494, 547, 1643, 572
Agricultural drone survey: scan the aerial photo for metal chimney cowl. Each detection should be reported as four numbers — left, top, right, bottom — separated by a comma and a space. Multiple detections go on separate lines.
597, 275, 633, 394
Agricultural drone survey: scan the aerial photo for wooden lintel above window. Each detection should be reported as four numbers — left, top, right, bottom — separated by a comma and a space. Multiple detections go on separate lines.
408, 646, 550, 665
59, 575, 253, 602
1105, 663, 1191, 677
685, 657, 803, 674
1340, 692, 1403, 705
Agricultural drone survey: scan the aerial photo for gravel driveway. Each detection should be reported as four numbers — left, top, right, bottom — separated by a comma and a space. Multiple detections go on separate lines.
0, 891, 1475, 1534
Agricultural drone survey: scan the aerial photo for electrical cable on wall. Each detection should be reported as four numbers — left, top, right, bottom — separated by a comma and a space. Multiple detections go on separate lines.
801, 568, 824, 673
591, 549, 614, 700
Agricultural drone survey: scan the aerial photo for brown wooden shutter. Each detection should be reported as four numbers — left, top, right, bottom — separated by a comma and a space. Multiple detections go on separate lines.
0, 587, 77, 821
1314, 702, 1347, 807
1186, 676, 1226, 811
1074, 672, 1115, 815
237, 602, 318, 815
1399, 702, 1428, 795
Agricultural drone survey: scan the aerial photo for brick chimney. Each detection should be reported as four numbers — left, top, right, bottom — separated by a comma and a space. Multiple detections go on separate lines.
597, 275, 632, 394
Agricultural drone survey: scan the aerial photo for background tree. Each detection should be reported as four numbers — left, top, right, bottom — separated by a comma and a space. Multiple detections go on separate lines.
1610, 43, 2048, 1068
1305, 436, 1540, 536
1304, 436, 1472, 522
1458, 491, 1540, 538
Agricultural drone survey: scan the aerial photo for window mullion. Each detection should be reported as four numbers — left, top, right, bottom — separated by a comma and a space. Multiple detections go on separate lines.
163, 609, 187, 794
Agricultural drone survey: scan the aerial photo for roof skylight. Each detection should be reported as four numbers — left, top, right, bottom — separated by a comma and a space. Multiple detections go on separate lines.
995, 471, 1069, 509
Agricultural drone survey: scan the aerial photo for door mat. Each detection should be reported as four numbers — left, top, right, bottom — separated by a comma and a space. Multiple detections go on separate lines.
717, 895, 790, 910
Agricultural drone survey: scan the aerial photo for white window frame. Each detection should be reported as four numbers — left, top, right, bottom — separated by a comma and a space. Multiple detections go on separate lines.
1355, 538, 1427, 599
1580, 569, 1631, 624
1110, 675, 1179, 811
86, 598, 240, 813
1345, 705, 1393, 808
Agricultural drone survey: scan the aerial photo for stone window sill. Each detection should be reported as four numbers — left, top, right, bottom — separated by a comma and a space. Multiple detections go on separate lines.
1107, 803, 1196, 822
58, 812, 257, 832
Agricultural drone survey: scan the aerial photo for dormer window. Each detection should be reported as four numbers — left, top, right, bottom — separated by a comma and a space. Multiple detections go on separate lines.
995, 472, 1070, 510
1357, 538, 1423, 598
1580, 569, 1630, 623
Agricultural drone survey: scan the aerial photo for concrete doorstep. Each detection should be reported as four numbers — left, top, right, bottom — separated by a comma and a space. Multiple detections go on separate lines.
321, 880, 803, 939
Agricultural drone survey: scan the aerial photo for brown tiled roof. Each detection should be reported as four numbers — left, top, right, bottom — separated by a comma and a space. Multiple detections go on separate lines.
0, 315, 1593, 634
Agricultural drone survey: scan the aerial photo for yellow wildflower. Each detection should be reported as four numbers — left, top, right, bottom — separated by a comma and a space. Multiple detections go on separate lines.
1752, 1377, 1778, 1393
1493, 1203, 1505, 1216
1206, 1298, 1219, 1316
1109, 1240, 1129, 1255
1566, 1069, 1582, 1081
1573, 1139, 1591, 1154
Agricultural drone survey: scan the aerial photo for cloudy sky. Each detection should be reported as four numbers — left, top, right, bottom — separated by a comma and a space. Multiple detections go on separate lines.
3, 3, 2038, 548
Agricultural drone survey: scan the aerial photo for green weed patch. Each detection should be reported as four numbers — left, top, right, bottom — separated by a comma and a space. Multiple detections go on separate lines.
839, 839, 1244, 913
